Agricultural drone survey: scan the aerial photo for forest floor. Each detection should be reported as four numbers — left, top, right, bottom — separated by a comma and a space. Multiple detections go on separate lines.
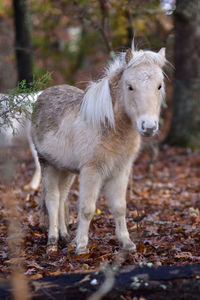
0, 144, 200, 279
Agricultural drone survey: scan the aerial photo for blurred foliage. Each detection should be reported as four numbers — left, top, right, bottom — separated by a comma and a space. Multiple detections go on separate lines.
0, 0, 12, 16
0, 72, 52, 131
0, 0, 173, 85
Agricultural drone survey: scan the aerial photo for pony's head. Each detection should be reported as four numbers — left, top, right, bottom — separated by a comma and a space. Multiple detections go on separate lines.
81, 40, 166, 136
121, 44, 166, 137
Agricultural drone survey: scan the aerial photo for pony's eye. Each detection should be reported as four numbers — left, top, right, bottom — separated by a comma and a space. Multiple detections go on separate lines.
158, 84, 162, 90
128, 86, 134, 91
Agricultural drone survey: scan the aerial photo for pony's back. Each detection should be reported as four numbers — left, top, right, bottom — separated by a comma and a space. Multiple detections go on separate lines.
32, 84, 83, 136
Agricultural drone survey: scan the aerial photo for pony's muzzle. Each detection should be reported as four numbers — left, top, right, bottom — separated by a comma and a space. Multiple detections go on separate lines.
137, 116, 158, 137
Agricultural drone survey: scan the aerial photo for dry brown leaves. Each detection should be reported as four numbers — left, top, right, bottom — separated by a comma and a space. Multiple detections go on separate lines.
0, 146, 200, 279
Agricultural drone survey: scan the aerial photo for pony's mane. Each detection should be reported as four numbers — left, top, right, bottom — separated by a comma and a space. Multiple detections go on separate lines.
81, 49, 166, 129
80, 77, 115, 129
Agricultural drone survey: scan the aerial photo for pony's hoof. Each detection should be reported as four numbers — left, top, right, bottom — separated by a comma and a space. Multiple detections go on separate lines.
47, 237, 58, 246
47, 245, 58, 254
76, 247, 89, 255
47, 237, 58, 254
123, 241, 136, 252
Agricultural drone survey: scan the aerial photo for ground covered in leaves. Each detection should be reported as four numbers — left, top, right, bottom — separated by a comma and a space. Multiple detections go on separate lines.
0, 145, 200, 279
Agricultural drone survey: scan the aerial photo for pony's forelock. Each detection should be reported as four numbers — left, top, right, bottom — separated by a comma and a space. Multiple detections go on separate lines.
127, 50, 167, 69
104, 49, 166, 77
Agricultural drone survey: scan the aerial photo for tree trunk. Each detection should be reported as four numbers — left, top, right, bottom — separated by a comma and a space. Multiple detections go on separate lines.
13, 0, 33, 84
99, 0, 113, 53
166, 0, 200, 148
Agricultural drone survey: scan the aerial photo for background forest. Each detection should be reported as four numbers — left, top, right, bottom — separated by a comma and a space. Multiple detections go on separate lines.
0, 0, 174, 87
0, 0, 200, 299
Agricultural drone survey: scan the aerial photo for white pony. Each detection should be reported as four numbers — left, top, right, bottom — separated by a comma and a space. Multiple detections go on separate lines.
0, 92, 42, 189
32, 41, 166, 254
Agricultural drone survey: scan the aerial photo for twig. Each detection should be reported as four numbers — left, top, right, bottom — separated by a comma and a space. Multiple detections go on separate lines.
87, 266, 115, 300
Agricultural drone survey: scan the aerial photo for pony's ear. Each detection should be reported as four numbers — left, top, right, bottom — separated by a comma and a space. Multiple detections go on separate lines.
158, 47, 166, 67
125, 48, 133, 64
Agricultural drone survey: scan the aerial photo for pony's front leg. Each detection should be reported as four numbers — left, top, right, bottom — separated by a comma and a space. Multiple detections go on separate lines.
75, 167, 102, 254
104, 165, 136, 251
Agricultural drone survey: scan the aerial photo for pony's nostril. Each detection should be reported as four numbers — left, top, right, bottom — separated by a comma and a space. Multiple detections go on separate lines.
141, 121, 145, 130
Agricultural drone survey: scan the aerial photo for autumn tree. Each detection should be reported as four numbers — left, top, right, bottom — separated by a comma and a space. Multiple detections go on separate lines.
13, 0, 33, 84
166, 0, 200, 147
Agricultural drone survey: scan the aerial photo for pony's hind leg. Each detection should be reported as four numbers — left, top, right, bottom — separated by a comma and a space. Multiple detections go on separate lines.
104, 166, 136, 251
75, 167, 102, 254
58, 170, 75, 244
41, 164, 60, 248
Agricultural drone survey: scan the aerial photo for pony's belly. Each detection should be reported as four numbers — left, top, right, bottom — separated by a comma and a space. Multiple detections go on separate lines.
36, 134, 80, 172
50, 152, 80, 173
40, 148, 80, 173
